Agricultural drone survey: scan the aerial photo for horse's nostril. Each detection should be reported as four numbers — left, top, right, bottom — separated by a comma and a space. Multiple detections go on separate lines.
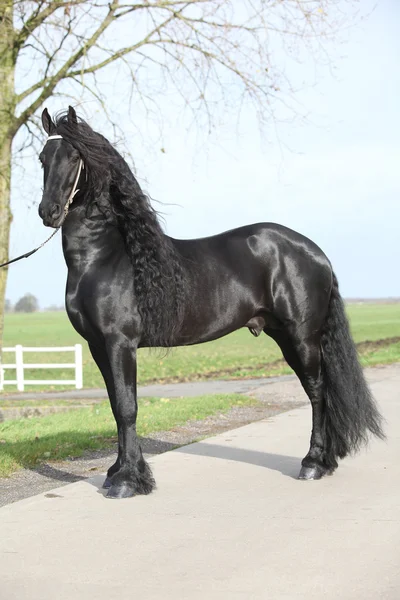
50, 204, 61, 219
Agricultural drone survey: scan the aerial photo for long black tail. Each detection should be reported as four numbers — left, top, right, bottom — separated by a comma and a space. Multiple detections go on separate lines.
321, 273, 385, 464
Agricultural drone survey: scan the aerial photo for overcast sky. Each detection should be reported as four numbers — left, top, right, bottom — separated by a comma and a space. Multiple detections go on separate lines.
6, 0, 400, 307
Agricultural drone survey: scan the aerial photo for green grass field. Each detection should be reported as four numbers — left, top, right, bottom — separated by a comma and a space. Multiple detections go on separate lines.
2, 303, 400, 392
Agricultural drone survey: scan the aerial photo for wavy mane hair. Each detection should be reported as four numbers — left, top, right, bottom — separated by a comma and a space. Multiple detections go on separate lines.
50, 111, 187, 347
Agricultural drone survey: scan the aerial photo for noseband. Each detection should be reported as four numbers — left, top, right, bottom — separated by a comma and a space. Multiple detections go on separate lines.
0, 136, 85, 268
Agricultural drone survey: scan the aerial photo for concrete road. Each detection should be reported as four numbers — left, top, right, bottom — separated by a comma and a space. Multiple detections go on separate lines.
2, 374, 295, 401
0, 366, 399, 600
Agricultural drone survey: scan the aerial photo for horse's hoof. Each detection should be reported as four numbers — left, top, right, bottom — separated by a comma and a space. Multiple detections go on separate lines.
298, 464, 326, 480
102, 477, 112, 489
106, 482, 135, 499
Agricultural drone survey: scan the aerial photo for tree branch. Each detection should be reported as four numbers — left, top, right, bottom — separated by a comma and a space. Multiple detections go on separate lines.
12, 2, 123, 136
16, 7, 179, 106
15, 0, 87, 50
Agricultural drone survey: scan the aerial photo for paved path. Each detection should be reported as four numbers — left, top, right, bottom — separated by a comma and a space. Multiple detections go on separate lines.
1, 365, 399, 599
2, 374, 295, 401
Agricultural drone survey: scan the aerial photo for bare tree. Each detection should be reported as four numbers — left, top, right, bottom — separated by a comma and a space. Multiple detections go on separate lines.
0, 0, 357, 348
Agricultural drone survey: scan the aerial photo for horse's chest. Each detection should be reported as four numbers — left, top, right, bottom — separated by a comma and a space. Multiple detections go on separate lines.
65, 273, 100, 342
65, 288, 92, 341
65, 267, 137, 343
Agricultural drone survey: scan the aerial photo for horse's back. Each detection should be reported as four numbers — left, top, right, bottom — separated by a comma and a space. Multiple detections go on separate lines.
173, 222, 332, 287
174, 222, 327, 260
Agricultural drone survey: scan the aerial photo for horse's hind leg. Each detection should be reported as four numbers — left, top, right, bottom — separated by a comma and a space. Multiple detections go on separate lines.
265, 328, 336, 479
294, 336, 338, 479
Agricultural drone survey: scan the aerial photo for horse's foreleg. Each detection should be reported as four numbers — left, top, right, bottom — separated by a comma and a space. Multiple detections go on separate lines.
103, 337, 155, 499
89, 343, 122, 489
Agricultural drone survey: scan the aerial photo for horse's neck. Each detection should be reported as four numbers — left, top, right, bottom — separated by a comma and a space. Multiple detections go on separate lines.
61, 198, 124, 270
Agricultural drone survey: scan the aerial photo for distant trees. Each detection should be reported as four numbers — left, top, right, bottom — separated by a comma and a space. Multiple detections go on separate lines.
14, 293, 39, 313
4, 297, 64, 313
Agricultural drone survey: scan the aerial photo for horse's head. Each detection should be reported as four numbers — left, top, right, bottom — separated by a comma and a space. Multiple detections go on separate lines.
38, 106, 85, 228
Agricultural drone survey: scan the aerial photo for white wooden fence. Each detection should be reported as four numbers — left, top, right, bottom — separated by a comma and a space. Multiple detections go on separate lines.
0, 345, 83, 392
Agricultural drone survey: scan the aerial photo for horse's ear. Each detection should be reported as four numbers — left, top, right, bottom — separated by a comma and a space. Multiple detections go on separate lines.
41, 108, 53, 134
68, 105, 78, 125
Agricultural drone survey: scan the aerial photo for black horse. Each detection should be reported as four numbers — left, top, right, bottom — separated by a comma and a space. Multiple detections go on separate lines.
38, 106, 384, 499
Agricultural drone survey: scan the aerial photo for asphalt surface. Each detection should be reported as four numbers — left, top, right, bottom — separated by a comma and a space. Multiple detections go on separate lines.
2, 374, 296, 401
0, 364, 398, 599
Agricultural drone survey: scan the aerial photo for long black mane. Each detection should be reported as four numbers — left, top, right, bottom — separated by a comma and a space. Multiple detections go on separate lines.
52, 112, 186, 347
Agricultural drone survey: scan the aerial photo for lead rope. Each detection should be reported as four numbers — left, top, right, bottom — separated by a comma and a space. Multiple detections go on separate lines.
0, 158, 84, 269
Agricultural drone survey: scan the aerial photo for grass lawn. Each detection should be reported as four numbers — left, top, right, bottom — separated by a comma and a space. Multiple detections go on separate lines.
346, 303, 400, 341
2, 303, 400, 391
0, 393, 256, 477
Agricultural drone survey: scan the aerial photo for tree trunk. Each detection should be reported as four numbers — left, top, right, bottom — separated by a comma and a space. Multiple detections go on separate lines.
0, 140, 12, 351
0, 0, 16, 352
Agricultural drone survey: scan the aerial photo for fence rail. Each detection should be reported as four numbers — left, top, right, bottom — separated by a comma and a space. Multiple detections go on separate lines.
0, 345, 83, 392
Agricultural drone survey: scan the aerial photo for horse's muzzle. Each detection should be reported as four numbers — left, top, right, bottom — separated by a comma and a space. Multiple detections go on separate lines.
39, 202, 63, 228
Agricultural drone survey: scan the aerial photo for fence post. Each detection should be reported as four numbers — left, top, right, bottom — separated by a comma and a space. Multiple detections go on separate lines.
15, 345, 24, 392
75, 344, 83, 389
0, 364, 4, 391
